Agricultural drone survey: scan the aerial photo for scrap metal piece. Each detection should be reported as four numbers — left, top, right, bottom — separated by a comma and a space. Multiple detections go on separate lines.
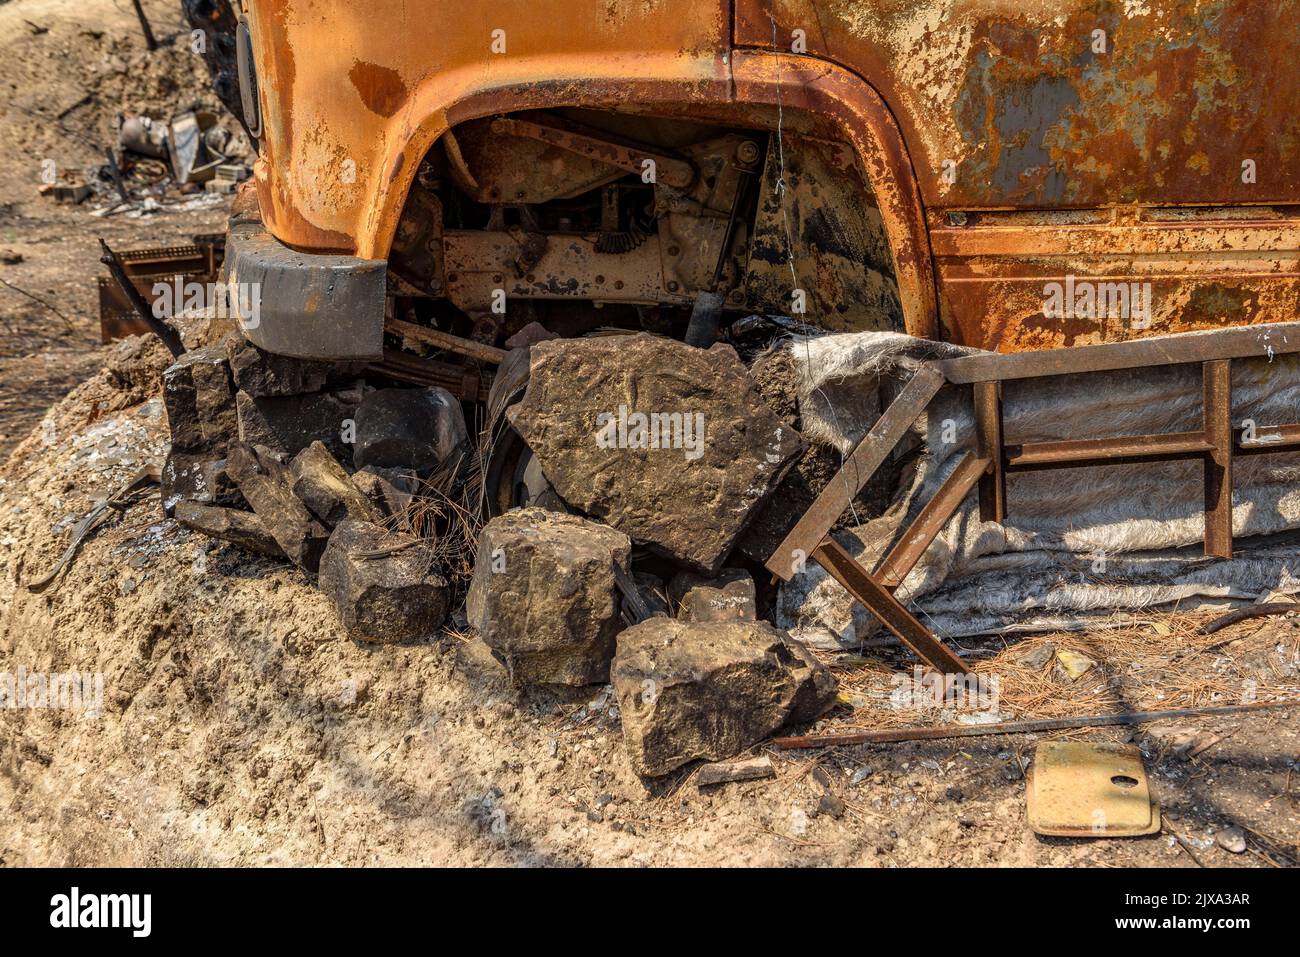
772, 699, 1300, 750
1027, 742, 1160, 838
695, 756, 775, 788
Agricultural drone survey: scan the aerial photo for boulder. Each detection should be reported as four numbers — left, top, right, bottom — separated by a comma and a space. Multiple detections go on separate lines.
319, 520, 450, 642
465, 508, 631, 686
175, 502, 286, 559
162, 342, 237, 453
227, 339, 330, 397
224, 442, 329, 571
352, 387, 468, 475
669, 568, 757, 622
611, 618, 837, 776
235, 389, 356, 459
506, 335, 801, 574
289, 441, 381, 528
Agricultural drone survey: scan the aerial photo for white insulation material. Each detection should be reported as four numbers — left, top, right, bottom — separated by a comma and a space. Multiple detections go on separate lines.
776, 332, 1300, 648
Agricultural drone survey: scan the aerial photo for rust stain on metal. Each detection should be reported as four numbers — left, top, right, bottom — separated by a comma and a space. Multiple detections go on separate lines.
349, 60, 408, 119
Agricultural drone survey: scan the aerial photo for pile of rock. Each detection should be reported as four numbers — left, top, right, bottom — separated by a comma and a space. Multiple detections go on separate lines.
466, 335, 837, 776
161, 332, 464, 643
164, 330, 838, 776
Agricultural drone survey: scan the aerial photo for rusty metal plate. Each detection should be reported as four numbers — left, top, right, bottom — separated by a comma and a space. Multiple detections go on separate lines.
1027, 742, 1160, 838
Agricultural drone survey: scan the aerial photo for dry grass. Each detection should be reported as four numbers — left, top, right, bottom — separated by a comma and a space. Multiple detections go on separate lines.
820, 608, 1300, 732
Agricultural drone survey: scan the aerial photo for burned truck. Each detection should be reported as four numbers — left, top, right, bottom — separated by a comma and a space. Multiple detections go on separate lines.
192, 2, 1300, 677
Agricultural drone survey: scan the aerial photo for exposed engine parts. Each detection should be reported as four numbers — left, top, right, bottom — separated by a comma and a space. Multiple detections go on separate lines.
386, 109, 904, 352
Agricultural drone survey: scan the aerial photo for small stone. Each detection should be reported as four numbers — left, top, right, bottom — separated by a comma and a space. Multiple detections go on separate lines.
507, 335, 801, 574
351, 465, 420, 526
160, 452, 240, 516
611, 618, 836, 776
1054, 650, 1096, 682
818, 793, 845, 819
319, 520, 449, 642
1216, 826, 1247, 854
289, 441, 381, 528
163, 342, 236, 454
1012, 640, 1056, 670
945, 786, 964, 802
224, 442, 329, 571
849, 766, 873, 787
174, 502, 287, 559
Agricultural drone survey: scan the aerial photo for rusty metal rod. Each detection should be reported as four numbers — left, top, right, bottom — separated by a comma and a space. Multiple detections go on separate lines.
772, 699, 1299, 750
386, 318, 508, 365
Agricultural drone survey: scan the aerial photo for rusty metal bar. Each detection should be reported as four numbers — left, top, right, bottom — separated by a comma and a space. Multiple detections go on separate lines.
386, 317, 508, 365
874, 452, 991, 589
771, 699, 1300, 750
766, 365, 946, 581
1006, 431, 1213, 471
1203, 359, 1234, 559
812, 538, 970, 675
973, 381, 1005, 521
937, 321, 1300, 384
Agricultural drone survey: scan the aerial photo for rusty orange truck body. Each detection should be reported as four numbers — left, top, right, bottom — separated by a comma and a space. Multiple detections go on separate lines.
227, 0, 1300, 360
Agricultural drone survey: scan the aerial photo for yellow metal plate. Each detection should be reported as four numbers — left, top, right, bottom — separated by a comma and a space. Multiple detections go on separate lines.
1027, 742, 1160, 837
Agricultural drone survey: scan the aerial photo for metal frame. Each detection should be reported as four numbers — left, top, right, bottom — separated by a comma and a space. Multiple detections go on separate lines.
767, 322, 1300, 675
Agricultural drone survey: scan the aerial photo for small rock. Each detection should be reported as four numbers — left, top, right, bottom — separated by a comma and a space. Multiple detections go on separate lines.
160, 452, 240, 517
1216, 826, 1247, 854
611, 618, 837, 776
669, 567, 757, 623
945, 786, 964, 802
174, 502, 286, 559
289, 441, 381, 528
466, 508, 631, 686
1011, 640, 1056, 670
319, 520, 449, 642
695, 756, 776, 788
224, 442, 329, 571
849, 766, 873, 787
351, 465, 420, 525
163, 343, 236, 453
352, 387, 468, 475
1054, 649, 1096, 682
818, 793, 845, 819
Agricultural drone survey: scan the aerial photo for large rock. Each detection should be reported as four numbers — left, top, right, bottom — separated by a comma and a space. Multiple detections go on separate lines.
235, 389, 356, 459
352, 387, 468, 475
228, 339, 330, 397
669, 568, 757, 622
162, 342, 236, 453
319, 520, 449, 642
465, 508, 631, 686
506, 335, 801, 574
289, 441, 381, 528
611, 619, 837, 776
224, 442, 329, 571
175, 502, 286, 559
